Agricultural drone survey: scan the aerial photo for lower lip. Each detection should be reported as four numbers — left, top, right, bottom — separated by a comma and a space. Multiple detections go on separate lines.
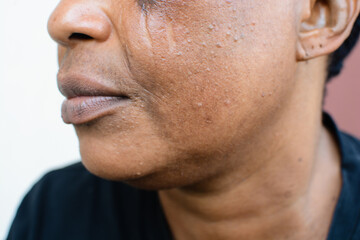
61, 96, 130, 124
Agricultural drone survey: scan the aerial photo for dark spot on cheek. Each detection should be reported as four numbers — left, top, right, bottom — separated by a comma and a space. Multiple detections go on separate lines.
284, 191, 292, 198
298, 158, 303, 162
205, 116, 213, 124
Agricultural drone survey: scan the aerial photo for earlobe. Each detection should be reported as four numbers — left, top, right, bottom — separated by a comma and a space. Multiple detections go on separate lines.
296, 0, 360, 61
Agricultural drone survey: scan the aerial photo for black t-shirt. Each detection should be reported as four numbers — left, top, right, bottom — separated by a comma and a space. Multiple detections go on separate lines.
7, 113, 360, 240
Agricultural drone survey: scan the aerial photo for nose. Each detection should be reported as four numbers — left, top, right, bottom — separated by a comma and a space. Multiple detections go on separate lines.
47, 2, 112, 46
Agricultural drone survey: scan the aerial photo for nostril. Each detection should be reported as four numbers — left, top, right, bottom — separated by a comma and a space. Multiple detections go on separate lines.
68, 33, 94, 40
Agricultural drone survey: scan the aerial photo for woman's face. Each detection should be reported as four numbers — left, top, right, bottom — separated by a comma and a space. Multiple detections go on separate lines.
48, 0, 299, 189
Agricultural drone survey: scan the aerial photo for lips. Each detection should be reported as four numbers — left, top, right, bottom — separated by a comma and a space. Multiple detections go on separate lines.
58, 73, 131, 124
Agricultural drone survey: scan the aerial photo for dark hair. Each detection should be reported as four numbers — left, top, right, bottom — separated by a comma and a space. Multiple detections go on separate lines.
327, 15, 360, 82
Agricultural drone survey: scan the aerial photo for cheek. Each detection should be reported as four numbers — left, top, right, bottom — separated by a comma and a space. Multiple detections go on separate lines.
122, 1, 298, 151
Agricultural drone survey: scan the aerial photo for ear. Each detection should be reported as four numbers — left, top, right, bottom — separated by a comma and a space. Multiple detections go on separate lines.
297, 0, 360, 61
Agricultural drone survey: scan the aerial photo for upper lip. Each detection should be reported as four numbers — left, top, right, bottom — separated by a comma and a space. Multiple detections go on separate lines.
57, 72, 130, 99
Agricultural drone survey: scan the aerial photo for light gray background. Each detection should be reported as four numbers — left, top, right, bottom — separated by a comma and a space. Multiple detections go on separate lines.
0, 1, 80, 238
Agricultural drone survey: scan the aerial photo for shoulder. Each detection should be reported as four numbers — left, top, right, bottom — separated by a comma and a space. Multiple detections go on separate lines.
339, 131, 360, 154
7, 162, 146, 240
338, 131, 360, 169
32, 162, 97, 194
17, 162, 117, 209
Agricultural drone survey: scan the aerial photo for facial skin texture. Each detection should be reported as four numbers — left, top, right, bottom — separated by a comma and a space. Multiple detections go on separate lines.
48, 0, 360, 239
50, 0, 301, 187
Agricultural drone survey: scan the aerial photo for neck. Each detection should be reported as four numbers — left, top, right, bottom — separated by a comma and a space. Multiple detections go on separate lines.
158, 57, 342, 240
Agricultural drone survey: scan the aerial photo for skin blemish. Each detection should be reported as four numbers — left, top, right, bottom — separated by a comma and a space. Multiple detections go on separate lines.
298, 158, 303, 162
205, 117, 213, 124
284, 191, 292, 198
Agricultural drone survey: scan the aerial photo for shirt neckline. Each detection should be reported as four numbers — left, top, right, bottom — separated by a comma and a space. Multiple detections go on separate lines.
324, 112, 360, 240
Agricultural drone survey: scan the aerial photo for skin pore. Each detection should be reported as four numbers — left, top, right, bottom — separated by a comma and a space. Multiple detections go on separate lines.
48, 0, 360, 239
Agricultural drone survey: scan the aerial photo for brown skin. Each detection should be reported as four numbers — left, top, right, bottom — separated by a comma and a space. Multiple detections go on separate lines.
48, 0, 360, 239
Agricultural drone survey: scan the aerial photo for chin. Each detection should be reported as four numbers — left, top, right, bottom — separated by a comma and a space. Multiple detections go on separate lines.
79, 144, 213, 190
81, 157, 195, 190
77, 142, 183, 190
